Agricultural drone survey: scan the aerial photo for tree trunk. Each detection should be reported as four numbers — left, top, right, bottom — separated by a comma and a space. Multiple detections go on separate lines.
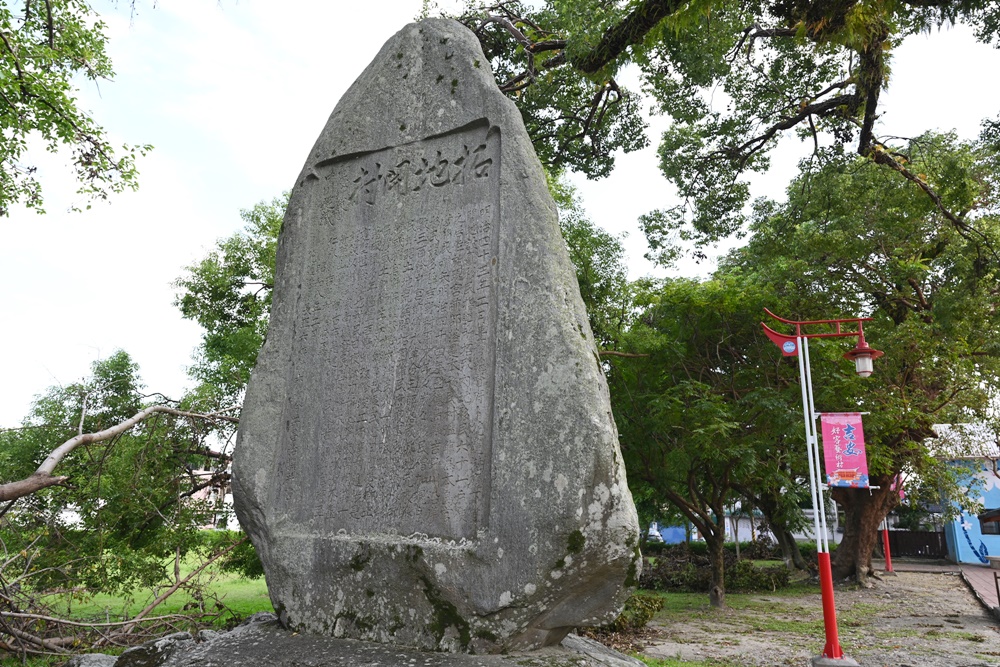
731, 512, 740, 559
743, 489, 807, 571
831, 482, 895, 585
706, 532, 726, 608
775, 527, 806, 570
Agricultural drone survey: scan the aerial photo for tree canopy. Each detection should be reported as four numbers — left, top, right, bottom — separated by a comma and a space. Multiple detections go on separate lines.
0, 351, 246, 654
0, 0, 149, 215
608, 274, 808, 606
174, 195, 285, 404
717, 129, 1000, 580
457, 0, 1000, 244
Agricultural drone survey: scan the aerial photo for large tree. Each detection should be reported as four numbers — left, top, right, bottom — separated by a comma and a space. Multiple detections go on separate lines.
457, 0, 1000, 243
719, 130, 1000, 583
0, 0, 149, 215
608, 275, 811, 606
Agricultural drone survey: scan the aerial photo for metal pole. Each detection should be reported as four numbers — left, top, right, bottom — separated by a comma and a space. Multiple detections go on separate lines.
803, 338, 831, 553
797, 337, 823, 545
881, 517, 894, 573
800, 338, 845, 660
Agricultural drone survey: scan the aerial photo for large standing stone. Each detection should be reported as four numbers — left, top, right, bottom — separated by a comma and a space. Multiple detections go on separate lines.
232, 18, 640, 654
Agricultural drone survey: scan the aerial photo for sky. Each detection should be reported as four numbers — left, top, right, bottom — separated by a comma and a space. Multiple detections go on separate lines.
1, 1, 999, 427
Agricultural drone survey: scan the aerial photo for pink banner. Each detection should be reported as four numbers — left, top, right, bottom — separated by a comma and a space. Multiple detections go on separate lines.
820, 413, 870, 488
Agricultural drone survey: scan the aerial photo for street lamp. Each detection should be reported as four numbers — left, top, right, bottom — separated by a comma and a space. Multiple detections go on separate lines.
842, 331, 883, 378
762, 309, 883, 667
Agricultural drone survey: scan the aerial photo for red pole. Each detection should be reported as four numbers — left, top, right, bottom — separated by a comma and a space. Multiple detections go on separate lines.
882, 522, 894, 573
817, 552, 844, 659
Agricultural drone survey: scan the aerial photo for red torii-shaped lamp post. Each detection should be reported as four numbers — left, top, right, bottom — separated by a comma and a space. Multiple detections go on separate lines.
762, 309, 883, 667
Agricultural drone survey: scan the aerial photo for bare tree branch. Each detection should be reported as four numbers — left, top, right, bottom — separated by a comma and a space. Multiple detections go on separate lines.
111, 537, 246, 639
570, 0, 687, 74
0, 406, 239, 502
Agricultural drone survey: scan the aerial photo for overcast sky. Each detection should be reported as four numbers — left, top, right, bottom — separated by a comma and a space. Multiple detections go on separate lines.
1, 1, 998, 427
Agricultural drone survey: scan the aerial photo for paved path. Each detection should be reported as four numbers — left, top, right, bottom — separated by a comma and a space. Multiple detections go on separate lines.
959, 562, 999, 612
888, 559, 1000, 619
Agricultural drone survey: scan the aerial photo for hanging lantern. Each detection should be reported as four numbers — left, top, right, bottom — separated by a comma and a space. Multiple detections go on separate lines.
843, 332, 883, 377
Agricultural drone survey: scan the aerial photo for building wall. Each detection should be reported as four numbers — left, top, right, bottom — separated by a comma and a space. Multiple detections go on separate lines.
944, 460, 1000, 564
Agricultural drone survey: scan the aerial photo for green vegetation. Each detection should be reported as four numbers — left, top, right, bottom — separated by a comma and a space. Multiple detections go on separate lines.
0, 349, 251, 655
637, 657, 734, 667
455, 1, 1000, 242
3, 565, 270, 667
596, 591, 665, 634
174, 195, 286, 404
43, 565, 271, 624
0, 0, 151, 215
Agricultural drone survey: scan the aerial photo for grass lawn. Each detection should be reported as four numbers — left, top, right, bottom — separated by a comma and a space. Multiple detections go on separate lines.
41, 569, 273, 624
4, 566, 273, 667
637, 659, 722, 667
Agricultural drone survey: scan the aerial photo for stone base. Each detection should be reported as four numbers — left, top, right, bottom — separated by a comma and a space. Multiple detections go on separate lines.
810, 656, 861, 667
100, 614, 643, 667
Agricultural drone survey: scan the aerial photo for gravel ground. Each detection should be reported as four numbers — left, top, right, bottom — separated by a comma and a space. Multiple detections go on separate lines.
641, 571, 1000, 667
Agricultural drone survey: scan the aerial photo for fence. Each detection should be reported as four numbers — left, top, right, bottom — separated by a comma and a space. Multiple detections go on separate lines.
884, 530, 948, 558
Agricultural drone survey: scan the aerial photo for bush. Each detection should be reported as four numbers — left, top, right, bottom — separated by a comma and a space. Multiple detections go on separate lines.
641, 538, 780, 560
741, 534, 779, 560
795, 540, 836, 568
600, 591, 665, 633
726, 559, 791, 592
639, 543, 792, 593
639, 540, 667, 555
639, 544, 714, 592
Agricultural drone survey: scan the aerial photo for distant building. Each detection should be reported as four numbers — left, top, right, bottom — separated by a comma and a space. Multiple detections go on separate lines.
188, 469, 238, 530
932, 424, 1000, 564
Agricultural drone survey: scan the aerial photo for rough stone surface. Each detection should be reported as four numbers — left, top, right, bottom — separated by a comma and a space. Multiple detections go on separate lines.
560, 635, 646, 666
810, 658, 861, 667
115, 632, 194, 667
90, 616, 644, 666
61, 655, 119, 667
232, 17, 640, 654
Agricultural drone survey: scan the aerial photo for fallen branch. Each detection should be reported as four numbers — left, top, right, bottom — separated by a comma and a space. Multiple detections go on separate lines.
0, 406, 239, 502
112, 537, 246, 639
0, 611, 197, 629
2, 623, 71, 654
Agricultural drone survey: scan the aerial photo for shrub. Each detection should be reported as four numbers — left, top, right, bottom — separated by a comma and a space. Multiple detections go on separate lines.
741, 534, 779, 560
601, 591, 666, 633
726, 559, 791, 592
639, 544, 714, 592
641, 538, 780, 560
639, 543, 792, 593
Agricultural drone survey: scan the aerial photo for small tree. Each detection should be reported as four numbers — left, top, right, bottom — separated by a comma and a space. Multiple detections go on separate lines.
0, 351, 243, 657
608, 276, 805, 606
174, 195, 286, 403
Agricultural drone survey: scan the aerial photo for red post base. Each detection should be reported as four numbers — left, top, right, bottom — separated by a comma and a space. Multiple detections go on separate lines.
882, 528, 894, 573
817, 552, 844, 659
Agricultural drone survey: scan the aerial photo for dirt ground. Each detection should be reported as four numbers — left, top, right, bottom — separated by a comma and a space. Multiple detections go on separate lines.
640, 571, 1000, 667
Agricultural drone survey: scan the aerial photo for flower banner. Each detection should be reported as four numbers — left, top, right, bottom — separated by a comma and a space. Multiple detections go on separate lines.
820, 412, 870, 488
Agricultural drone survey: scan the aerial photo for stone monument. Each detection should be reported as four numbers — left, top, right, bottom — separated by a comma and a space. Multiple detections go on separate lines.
232, 18, 640, 654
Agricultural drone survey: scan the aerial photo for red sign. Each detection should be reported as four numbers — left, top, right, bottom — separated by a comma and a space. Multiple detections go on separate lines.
820, 413, 870, 488
761, 323, 798, 356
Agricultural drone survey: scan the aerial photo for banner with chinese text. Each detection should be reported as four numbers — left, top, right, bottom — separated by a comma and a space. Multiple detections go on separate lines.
820, 413, 870, 488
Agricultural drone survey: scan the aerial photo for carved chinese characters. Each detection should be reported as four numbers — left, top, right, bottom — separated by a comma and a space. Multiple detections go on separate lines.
333, 121, 495, 205
277, 122, 500, 541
